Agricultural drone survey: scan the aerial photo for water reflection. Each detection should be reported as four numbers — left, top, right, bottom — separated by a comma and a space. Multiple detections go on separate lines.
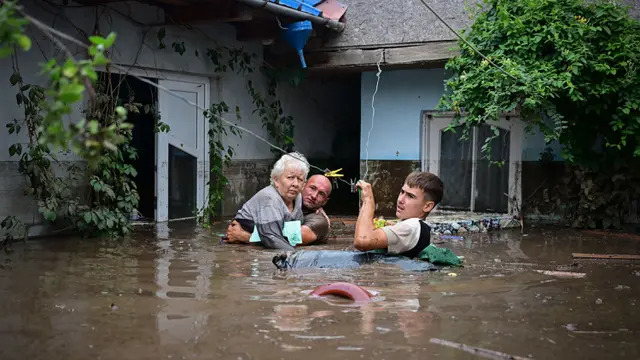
153, 222, 213, 344
0, 225, 639, 360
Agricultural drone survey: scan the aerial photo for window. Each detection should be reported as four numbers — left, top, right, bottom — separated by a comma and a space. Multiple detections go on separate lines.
421, 112, 524, 214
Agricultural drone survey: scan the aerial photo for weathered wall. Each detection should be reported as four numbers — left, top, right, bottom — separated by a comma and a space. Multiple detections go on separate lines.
221, 75, 362, 218
359, 67, 565, 216
0, 0, 347, 234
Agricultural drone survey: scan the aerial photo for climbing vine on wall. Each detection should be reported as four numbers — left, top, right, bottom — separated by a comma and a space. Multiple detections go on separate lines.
1, 65, 160, 245
198, 101, 243, 226
0, 1, 303, 248
247, 78, 295, 158
439, 0, 640, 229
0, 1, 146, 248
153, 26, 300, 223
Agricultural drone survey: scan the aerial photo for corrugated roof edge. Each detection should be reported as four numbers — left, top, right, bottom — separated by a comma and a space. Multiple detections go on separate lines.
235, 0, 347, 32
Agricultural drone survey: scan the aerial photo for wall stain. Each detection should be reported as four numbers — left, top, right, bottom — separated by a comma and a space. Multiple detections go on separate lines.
360, 160, 421, 217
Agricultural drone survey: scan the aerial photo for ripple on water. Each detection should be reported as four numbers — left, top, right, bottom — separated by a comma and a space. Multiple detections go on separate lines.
0, 225, 639, 360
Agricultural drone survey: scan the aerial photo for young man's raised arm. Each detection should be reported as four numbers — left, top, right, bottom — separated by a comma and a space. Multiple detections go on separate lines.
354, 181, 388, 251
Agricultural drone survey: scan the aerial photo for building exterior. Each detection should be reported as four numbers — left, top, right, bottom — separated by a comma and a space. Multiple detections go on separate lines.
3, 0, 639, 239
266, 0, 640, 220
0, 0, 357, 236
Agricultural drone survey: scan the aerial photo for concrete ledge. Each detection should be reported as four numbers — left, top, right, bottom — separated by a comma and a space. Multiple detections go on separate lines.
328, 212, 522, 238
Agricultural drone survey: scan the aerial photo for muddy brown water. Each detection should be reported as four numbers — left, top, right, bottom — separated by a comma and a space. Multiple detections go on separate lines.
0, 222, 639, 360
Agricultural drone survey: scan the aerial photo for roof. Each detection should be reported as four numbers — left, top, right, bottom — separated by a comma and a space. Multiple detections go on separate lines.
312, 0, 640, 50
317, 0, 474, 49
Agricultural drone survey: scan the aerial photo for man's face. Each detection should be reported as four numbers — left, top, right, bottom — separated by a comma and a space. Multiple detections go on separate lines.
302, 176, 331, 210
396, 183, 435, 220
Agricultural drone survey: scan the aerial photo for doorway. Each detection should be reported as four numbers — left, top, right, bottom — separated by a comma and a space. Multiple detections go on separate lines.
103, 72, 158, 221
104, 69, 209, 223
156, 78, 209, 222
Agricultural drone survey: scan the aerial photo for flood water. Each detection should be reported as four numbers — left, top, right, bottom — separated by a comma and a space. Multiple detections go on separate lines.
0, 222, 638, 360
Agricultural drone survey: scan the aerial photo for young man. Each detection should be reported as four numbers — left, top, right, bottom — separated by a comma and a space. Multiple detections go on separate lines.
354, 171, 444, 258
225, 174, 333, 246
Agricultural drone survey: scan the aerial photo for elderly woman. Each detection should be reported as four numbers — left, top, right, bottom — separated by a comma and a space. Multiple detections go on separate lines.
226, 152, 309, 250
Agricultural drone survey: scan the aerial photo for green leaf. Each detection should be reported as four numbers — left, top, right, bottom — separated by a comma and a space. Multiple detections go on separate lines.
87, 120, 99, 134
84, 212, 92, 224
115, 106, 127, 118
81, 66, 98, 82
103, 33, 117, 48
0, 47, 13, 58
9, 72, 21, 86
62, 61, 78, 78
43, 210, 56, 221
16, 35, 31, 51
58, 83, 85, 103
88, 36, 104, 45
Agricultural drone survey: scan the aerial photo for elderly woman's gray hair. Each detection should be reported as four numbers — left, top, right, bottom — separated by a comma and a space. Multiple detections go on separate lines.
270, 152, 310, 184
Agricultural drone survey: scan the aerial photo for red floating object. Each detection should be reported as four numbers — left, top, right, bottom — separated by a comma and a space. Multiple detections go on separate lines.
310, 282, 374, 302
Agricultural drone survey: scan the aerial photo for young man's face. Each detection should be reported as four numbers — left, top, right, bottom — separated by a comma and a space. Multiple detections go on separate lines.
395, 183, 435, 220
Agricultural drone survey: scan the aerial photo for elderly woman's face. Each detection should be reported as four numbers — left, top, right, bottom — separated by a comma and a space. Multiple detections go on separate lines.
274, 166, 305, 203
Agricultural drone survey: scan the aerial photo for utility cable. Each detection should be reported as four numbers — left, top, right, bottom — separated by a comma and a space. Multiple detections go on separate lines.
362, 51, 383, 182
417, 0, 518, 81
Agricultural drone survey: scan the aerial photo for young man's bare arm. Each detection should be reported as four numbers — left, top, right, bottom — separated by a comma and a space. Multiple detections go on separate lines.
354, 181, 388, 251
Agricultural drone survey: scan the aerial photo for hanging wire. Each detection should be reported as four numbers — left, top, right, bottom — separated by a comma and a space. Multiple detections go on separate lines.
417, 0, 518, 81
362, 51, 383, 182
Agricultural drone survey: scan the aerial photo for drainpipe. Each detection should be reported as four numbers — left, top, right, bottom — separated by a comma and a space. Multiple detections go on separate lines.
236, 0, 346, 32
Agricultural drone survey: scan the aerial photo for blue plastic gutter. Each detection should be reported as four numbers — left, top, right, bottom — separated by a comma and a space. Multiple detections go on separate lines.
235, 0, 346, 32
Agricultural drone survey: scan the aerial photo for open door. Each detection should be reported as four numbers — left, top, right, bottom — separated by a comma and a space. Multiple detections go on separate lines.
156, 79, 208, 222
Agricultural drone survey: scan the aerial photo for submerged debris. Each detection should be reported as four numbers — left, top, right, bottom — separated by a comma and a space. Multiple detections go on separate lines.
534, 270, 586, 278
430, 338, 530, 360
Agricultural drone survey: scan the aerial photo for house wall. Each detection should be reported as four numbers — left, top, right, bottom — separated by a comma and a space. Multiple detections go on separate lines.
359, 68, 565, 216
220, 75, 360, 217
0, 0, 346, 235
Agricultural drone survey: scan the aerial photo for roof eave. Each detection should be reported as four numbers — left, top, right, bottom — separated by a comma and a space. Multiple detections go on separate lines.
235, 0, 346, 32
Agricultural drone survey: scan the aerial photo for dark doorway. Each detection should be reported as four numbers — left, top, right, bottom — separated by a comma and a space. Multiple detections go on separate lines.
104, 72, 158, 220
168, 144, 197, 219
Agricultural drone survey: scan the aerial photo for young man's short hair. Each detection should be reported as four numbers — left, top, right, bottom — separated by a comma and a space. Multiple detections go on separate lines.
404, 171, 444, 205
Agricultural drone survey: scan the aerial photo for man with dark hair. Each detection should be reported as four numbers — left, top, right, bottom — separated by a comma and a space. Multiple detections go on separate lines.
353, 171, 444, 258
225, 174, 333, 246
